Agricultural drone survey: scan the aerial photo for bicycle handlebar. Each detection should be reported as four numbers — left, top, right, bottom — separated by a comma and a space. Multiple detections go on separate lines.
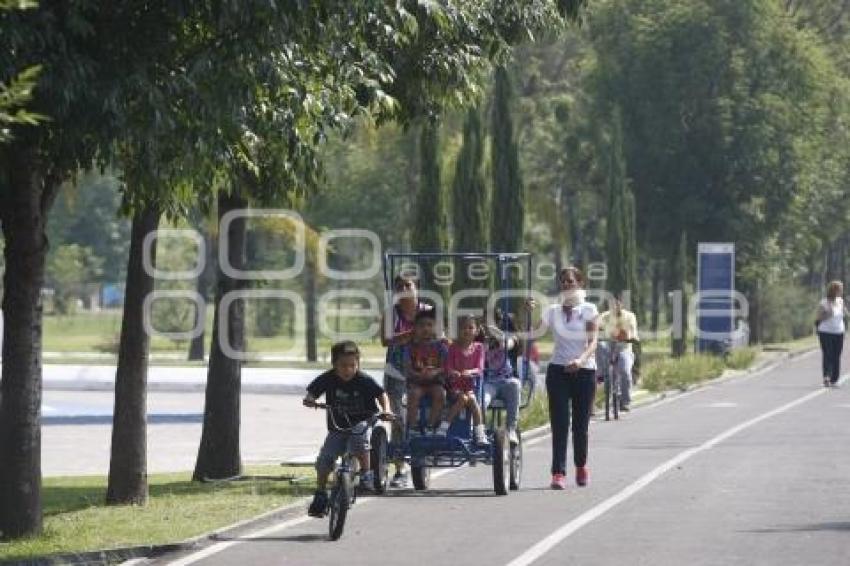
305, 401, 398, 428
597, 337, 640, 344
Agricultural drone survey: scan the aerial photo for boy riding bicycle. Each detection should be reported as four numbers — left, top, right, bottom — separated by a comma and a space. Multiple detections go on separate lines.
304, 341, 393, 517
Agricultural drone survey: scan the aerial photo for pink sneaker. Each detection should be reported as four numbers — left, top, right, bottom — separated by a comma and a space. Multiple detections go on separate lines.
550, 473, 566, 490
576, 467, 589, 487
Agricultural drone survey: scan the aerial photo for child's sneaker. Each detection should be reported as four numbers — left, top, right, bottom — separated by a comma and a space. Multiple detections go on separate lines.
390, 471, 409, 488
359, 470, 375, 492
435, 421, 450, 437
307, 490, 328, 517
473, 424, 489, 445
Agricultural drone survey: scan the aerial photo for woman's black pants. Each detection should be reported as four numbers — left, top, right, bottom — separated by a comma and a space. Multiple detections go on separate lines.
546, 365, 595, 475
818, 331, 844, 384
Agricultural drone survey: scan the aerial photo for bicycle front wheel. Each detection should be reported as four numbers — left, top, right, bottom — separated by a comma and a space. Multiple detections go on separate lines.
612, 389, 619, 420
328, 473, 351, 541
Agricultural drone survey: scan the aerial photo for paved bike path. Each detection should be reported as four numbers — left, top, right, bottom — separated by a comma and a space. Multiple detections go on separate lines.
153, 348, 849, 566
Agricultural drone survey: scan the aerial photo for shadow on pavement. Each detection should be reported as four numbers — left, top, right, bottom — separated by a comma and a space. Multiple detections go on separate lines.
380, 488, 498, 498
221, 533, 328, 543
745, 522, 850, 533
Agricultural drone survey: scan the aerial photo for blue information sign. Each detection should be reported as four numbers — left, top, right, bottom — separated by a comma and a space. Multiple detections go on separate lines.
696, 243, 735, 353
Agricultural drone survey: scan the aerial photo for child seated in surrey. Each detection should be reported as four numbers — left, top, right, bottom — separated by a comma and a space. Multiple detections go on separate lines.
402, 310, 447, 436
303, 341, 392, 517
482, 324, 522, 446
438, 315, 488, 445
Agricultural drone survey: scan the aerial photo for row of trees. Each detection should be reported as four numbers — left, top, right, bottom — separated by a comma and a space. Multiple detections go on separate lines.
503, 0, 850, 346
265, 0, 850, 351
0, 0, 588, 540
286, 0, 850, 351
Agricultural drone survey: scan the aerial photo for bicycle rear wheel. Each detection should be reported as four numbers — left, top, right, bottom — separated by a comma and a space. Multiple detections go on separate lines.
509, 429, 522, 491
328, 473, 351, 541
493, 429, 509, 496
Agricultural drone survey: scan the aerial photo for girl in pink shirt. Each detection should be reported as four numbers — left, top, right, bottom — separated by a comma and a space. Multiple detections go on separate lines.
439, 316, 488, 445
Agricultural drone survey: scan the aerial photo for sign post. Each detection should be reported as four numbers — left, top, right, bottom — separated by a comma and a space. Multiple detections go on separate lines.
696, 242, 735, 353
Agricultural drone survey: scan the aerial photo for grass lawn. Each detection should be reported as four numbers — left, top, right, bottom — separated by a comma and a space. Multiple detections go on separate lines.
0, 465, 316, 563
42, 310, 560, 367
42, 310, 393, 361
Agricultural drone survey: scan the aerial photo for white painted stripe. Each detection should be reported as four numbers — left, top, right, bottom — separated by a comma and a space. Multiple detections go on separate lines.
704, 402, 738, 408
505, 373, 847, 566
167, 514, 315, 566
169, 465, 457, 565
523, 436, 547, 448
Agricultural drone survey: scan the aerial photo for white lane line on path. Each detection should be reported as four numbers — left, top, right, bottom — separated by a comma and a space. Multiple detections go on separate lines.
505, 373, 848, 566
169, 468, 456, 565
170, 353, 825, 566
521, 350, 817, 450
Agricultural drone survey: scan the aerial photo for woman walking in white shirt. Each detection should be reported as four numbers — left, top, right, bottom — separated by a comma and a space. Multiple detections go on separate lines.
526, 266, 599, 490
816, 280, 848, 387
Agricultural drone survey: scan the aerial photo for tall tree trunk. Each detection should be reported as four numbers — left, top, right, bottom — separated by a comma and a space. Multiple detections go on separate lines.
0, 150, 58, 539
650, 259, 661, 333
749, 280, 762, 345
188, 228, 214, 361
671, 232, 688, 357
106, 204, 160, 505
305, 257, 317, 363
193, 191, 246, 481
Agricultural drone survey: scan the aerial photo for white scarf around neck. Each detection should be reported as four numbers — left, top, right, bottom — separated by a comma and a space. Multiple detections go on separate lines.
560, 289, 586, 308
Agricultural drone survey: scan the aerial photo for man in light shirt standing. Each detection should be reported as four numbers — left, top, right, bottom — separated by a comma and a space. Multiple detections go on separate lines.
598, 293, 639, 411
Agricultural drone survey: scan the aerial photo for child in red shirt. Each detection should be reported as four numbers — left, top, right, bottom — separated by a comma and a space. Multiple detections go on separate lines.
439, 315, 488, 445
402, 310, 448, 435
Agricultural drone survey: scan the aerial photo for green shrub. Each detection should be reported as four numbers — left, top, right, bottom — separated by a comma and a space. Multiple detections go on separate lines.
758, 283, 819, 343
726, 347, 758, 370
519, 392, 549, 431
515, 345, 765, 430
641, 354, 725, 392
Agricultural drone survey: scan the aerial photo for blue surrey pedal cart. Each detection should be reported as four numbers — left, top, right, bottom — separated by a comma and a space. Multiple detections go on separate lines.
378, 252, 538, 496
